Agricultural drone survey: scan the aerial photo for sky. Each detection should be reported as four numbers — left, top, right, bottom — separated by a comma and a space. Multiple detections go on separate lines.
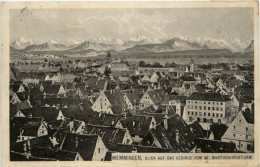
10, 8, 254, 41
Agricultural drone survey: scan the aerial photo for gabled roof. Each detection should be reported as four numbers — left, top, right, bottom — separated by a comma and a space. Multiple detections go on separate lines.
42, 97, 82, 107
84, 125, 127, 151
116, 143, 172, 153
21, 107, 61, 123
242, 109, 254, 124
10, 84, 21, 92
179, 75, 196, 81
86, 77, 107, 90
78, 86, 92, 96
104, 90, 127, 114
125, 92, 141, 105
44, 85, 62, 95
87, 112, 122, 127
60, 133, 99, 160
62, 103, 94, 123
146, 89, 166, 105
120, 115, 154, 137
187, 92, 231, 102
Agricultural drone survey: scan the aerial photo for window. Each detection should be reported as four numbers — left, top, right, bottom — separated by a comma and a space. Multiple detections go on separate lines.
188, 111, 190, 115
199, 112, 202, 116
195, 101, 197, 104
208, 102, 210, 104
213, 113, 215, 117
233, 126, 236, 129
247, 144, 252, 150
246, 127, 248, 131
98, 148, 101, 154
204, 113, 206, 116
220, 108, 223, 111
195, 106, 197, 109
208, 107, 210, 110
188, 106, 190, 109
216, 102, 218, 105
192, 112, 194, 115
212, 107, 215, 110
195, 112, 197, 115
216, 114, 218, 117
199, 106, 202, 110
220, 114, 223, 117
220, 102, 223, 105
213, 102, 215, 104
246, 135, 248, 139
233, 134, 235, 137
204, 102, 206, 104
216, 107, 219, 111
208, 113, 210, 116
204, 107, 206, 110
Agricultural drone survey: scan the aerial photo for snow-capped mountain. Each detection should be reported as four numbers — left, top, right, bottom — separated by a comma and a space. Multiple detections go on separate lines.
244, 40, 254, 53
10, 36, 252, 54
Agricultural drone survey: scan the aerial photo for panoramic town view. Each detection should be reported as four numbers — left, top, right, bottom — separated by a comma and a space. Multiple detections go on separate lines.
9, 8, 254, 161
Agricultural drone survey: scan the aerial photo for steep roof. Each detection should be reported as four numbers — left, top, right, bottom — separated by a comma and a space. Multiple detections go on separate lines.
121, 115, 154, 137
146, 89, 166, 105
42, 97, 82, 107
60, 133, 99, 161
21, 107, 61, 123
44, 85, 62, 95
83, 125, 126, 151
187, 92, 231, 102
87, 112, 122, 127
116, 143, 172, 153
104, 90, 127, 114
125, 92, 141, 105
242, 109, 254, 124
86, 77, 107, 90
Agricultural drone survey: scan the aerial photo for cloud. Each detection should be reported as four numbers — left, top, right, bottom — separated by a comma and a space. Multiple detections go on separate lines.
10, 8, 253, 42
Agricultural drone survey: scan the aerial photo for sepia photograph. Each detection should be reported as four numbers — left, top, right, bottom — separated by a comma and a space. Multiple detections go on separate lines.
1, 1, 259, 166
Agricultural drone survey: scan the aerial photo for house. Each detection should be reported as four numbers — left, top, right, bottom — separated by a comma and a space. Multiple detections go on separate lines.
42, 97, 82, 108
139, 89, 166, 110
195, 138, 236, 153
87, 112, 123, 128
20, 107, 65, 123
16, 117, 48, 143
115, 143, 172, 153
92, 89, 127, 114
83, 124, 133, 151
162, 95, 186, 117
185, 92, 231, 124
109, 62, 130, 73
43, 84, 66, 97
10, 84, 26, 93
120, 115, 157, 143
123, 92, 141, 113
74, 86, 93, 99
85, 77, 108, 91
141, 115, 196, 152
221, 109, 254, 153
60, 118, 86, 134
10, 92, 29, 104
60, 133, 108, 161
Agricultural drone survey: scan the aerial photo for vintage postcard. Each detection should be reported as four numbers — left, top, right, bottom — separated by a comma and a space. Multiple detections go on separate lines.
1, 1, 259, 167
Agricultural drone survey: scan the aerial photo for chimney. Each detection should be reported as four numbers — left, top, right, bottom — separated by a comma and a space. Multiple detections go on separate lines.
163, 118, 168, 130
69, 117, 74, 132
74, 136, 79, 148
28, 113, 33, 119
175, 130, 180, 144
79, 103, 83, 111
23, 142, 27, 153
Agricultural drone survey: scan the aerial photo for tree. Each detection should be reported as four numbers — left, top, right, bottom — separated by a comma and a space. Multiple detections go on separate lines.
138, 61, 146, 67
104, 66, 111, 76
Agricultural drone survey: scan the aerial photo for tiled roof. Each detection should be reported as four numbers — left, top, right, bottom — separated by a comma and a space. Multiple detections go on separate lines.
60, 133, 99, 161
83, 125, 127, 151
195, 138, 236, 153
242, 109, 254, 124
187, 92, 231, 102
87, 112, 122, 127
115, 143, 172, 153
120, 115, 153, 137
86, 77, 107, 90
104, 90, 127, 114
147, 89, 166, 105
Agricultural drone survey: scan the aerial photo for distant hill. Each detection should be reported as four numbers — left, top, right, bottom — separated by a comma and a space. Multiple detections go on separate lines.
244, 40, 254, 53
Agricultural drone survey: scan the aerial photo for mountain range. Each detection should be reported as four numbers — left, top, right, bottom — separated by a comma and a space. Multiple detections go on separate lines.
10, 36, 253, 55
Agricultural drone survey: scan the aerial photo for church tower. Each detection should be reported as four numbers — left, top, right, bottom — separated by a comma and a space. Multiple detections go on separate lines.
190, 58, 194, 73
